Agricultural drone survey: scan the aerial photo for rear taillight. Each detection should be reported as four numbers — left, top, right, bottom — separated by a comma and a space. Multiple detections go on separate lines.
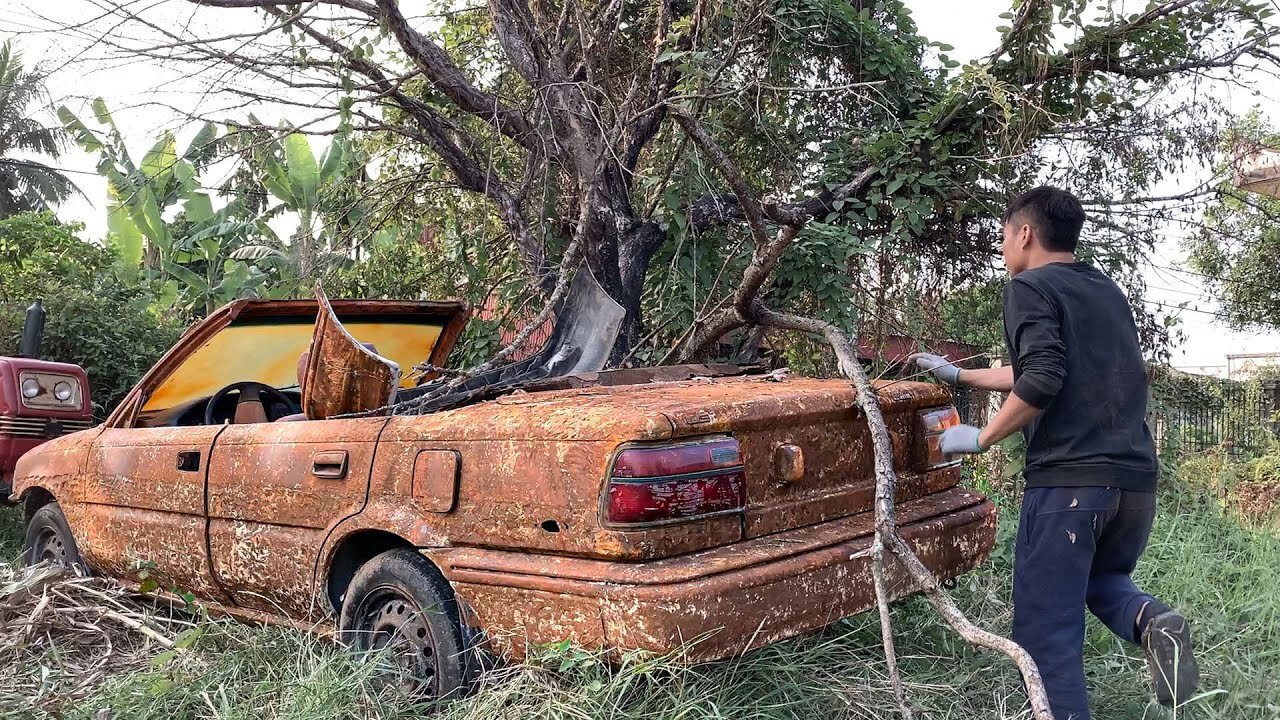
604, 437, 746, 526
919, 406, 962, 469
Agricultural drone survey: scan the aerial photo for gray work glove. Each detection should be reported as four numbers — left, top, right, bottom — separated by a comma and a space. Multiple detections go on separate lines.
908, 352, 962, 385
939, 424, 986, 455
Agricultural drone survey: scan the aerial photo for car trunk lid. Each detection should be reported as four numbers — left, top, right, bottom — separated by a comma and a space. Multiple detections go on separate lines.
648, 375, 958, 538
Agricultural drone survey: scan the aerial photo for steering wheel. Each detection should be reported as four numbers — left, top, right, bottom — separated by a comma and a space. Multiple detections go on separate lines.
204, 381, 300, 425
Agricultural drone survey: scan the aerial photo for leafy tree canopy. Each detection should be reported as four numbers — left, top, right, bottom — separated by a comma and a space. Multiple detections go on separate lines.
1185, 115, 1280, 333
0, 212, 187, 414
41, 0, 1280, 367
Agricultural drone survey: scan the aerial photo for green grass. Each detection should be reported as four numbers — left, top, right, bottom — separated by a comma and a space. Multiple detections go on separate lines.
0, 504, 23, 562
1, 455, 1277, 720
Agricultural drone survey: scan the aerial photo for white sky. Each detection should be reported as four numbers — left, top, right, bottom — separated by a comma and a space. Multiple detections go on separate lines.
2, 0, 1279, 369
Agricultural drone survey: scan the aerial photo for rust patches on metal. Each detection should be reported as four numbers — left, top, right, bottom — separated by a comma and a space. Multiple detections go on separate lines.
431, 490, 996, 662
303, 287, 401, 419
10, 294, 996, 664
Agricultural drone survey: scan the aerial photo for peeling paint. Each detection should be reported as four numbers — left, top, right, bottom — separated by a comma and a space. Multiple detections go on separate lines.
8, 297, 997, 663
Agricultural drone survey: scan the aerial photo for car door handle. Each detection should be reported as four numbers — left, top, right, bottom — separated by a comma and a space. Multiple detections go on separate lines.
177, 451, 201, 472
312, 450, 348, 479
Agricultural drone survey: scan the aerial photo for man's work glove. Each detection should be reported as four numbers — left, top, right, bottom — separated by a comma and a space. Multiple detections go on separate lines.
907, 352, 962, 385
939, 424, 986, 455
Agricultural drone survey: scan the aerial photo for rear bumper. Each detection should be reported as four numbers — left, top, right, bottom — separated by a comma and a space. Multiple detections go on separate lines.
430, 487, 997, 662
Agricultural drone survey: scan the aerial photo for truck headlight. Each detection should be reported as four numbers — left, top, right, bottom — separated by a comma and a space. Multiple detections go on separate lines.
17, 372, 83, 410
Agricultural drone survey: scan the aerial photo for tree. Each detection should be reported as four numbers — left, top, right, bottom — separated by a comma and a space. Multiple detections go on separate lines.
228, 121, 364, 292
1185, 117, 1280, 331
0, 41, 81, 217
0, 212, 187, 414
67, 0, 1277, 365
61, 102, 284, 315
53, 1, 1280, 716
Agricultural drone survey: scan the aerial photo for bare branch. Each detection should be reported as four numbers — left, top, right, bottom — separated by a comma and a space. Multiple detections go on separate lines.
372, 0, 537, 149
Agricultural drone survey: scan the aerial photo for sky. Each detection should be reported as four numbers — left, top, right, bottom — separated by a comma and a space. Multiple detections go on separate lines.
2, 0, 1279, 372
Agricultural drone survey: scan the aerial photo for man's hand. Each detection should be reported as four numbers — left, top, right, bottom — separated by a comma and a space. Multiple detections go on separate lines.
907, 352, 961, 385
939, 424, 986, 455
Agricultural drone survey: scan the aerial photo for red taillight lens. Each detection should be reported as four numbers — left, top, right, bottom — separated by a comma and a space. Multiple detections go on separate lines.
919, 406, 961, 468
605, 438, 746, 526
612, 438, 742, 478
607, 471, 746, 525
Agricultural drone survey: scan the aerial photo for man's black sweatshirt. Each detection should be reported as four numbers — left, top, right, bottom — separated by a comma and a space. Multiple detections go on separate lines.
1002, 261, 1158, 491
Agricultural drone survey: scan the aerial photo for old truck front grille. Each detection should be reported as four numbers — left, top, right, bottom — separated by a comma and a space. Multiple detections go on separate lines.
0, 415, 94, 439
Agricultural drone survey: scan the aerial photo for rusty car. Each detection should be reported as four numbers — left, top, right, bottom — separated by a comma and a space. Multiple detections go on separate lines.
11, 280, 996, 697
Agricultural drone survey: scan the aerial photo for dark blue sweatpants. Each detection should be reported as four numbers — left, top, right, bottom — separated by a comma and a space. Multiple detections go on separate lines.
1013, 486, 1161, 720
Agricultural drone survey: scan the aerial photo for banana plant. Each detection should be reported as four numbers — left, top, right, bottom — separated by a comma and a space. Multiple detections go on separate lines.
58, 99, 217, 273
231, 118, 363, 291
166, 192, 270, 315
60, 101, 270, 314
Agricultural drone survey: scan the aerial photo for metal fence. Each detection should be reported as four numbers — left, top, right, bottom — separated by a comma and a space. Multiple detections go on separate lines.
949, 373, 1280, 457
1148, 375, 1280, 456
951, 385, 988, 427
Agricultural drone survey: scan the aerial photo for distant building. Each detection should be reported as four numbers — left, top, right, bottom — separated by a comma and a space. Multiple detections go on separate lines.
1226, 353, 1280, 381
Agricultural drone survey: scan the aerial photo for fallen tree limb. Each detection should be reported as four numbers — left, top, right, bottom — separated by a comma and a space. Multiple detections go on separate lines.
753, 305, 1055, 720
668, 72, 1055, 720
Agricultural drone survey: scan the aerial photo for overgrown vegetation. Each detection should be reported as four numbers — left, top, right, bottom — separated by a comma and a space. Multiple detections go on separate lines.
2, 453, 1276, 720
0, 212, 187, 415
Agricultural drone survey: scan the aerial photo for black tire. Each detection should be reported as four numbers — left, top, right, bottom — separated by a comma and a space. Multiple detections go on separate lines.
23, 502, 86, 572
338, 548, 471, 700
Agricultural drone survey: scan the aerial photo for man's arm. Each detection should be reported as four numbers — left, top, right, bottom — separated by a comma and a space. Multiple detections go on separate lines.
937, 279, 1067, 455
958, 366, 1015, 391
977, 392, 1041, 448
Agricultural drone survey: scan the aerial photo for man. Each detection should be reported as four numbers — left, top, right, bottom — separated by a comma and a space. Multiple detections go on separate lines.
909, 186, 1198, 720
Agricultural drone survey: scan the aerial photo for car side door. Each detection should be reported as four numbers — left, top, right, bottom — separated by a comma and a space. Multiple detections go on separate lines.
79, 417, 230, 603
204, 417, 389, 615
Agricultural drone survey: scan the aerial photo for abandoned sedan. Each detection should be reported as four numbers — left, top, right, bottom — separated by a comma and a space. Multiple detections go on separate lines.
12, 288, 996, 697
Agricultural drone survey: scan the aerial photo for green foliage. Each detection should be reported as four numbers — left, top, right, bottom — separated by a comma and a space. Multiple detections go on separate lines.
3, 452, 1278, 718
1149, 367, 1279, 460
323, 229, 447, 301
0, 41, 81, 217
226, 119, 366, 294
59, 100, 217, 268
0, 213, 187, 415
1185, 115, 1280, 332
59, 101, 274, 315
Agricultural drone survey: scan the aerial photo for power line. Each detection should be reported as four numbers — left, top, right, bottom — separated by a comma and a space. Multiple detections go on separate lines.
1144, 299, 1240, 323
1147, 260, 1280, 298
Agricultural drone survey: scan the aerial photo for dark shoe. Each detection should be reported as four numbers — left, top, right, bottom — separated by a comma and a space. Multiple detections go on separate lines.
1141, 611, 1199, 707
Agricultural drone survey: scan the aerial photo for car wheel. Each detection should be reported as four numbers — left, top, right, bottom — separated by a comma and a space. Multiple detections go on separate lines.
338, 548, 471, 699
23, 502, 86, 572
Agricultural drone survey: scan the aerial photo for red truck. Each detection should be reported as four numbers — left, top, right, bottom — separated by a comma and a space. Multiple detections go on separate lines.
0, 301, 93, 501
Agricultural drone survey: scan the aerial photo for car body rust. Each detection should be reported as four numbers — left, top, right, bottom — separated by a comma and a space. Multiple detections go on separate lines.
10, 297, 997, 663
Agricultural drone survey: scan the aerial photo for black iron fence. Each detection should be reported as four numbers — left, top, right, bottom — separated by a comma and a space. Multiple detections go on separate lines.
947, 371, 1280, 457
951, 385, 988, 427
1148, 373, 1280, 456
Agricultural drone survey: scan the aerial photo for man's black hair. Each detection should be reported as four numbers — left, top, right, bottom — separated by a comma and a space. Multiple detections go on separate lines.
1002, 186, 1086, 252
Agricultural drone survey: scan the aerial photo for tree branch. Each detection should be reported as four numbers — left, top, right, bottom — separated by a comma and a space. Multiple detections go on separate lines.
279, 8, 553, 290
372, 0, 537, 149
752, 306, 1055, 720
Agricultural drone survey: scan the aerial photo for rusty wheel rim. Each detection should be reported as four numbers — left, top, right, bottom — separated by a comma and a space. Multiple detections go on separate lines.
354, 585, 440, 697
31, 526, 68, 566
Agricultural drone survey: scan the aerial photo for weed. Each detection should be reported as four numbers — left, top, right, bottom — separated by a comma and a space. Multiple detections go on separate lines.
1, 454, 1276, 720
